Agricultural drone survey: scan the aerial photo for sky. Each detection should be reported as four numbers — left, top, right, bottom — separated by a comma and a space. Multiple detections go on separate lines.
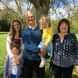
0, 0, 33, 14
49, 8, 68, 20
0, 2, 5, 9
49, 0, 78, 19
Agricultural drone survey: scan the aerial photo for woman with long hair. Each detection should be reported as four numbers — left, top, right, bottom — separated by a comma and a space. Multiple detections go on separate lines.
4, 20, 22, 78
6, 20, 21, 56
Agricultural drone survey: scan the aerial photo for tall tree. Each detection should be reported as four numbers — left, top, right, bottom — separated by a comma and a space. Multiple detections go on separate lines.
14, 0, 22, 16
0, 0, 77, 19
28, 0, 51, 15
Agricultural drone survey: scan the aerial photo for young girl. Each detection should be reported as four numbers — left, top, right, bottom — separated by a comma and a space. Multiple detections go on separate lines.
38, 16, 53, 68
4, 42, 21, 78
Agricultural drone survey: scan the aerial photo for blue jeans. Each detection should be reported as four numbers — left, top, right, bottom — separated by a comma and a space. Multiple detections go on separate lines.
11, 74, 17, 78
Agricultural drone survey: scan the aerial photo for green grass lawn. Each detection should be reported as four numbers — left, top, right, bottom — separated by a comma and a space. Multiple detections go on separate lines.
0, 32, 7, 78
0, 32, 78, 78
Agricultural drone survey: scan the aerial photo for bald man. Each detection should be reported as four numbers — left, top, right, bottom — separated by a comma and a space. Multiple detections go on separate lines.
21, 10, 45, 78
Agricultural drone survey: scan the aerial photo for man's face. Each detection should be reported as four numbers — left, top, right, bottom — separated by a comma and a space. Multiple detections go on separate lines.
27, 11, 35, 26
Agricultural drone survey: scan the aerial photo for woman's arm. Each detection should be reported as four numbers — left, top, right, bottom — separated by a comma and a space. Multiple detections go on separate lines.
72, 34, 78, 65
6, 35, 13, 57
3, 56, 10, 78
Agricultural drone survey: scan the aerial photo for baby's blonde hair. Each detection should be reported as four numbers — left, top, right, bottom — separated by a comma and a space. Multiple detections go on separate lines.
39, 16, 51, 27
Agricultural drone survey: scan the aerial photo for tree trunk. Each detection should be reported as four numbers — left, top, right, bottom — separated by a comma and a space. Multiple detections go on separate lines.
35, 6, 49, 20
14, 0, 22, 17
29, 0, 51, 19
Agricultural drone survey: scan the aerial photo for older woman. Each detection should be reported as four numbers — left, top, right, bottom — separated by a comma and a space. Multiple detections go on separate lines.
52, 19, 78, 78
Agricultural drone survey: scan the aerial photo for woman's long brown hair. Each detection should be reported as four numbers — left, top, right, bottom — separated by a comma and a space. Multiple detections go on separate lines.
9, 20, 21, 41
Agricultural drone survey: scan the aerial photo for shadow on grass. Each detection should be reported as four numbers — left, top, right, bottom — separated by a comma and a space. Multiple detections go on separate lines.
73, 75, 78, 78
0, 72, 3, 78
0, 32, 8, 34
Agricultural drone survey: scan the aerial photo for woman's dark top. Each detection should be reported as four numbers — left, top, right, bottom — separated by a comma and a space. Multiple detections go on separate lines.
52, 33, 78, 67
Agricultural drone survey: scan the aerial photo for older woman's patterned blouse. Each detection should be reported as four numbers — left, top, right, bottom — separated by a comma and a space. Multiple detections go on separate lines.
52, 33, 78, 67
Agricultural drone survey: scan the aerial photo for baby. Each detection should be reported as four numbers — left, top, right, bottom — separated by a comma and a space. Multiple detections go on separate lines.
38, 16, 53, 68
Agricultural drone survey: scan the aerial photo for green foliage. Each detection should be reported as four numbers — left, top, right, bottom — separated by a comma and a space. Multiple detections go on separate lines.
51, 20, 58, 33
69, 8, 78, 33
0, 9, 22, 32
0, 19, 9, 32
70, 25, 78, 34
